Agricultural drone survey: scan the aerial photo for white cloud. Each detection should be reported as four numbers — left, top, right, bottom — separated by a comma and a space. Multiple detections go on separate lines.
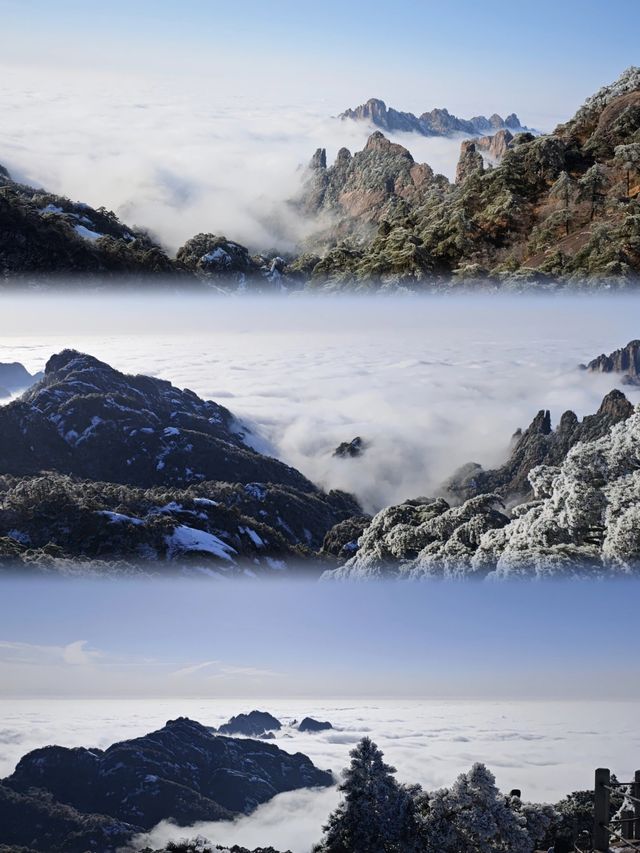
1, 294, 638, 513
0, 696, 630, 853
0, 64, 464, 255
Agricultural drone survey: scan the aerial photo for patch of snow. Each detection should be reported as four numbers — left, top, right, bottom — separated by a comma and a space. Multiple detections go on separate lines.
165, 525, 237, 560
74, 224, 104, 242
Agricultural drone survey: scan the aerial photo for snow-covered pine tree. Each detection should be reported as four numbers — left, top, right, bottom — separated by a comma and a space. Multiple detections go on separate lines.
314, 737, 418, 853
417, 763, 532, 853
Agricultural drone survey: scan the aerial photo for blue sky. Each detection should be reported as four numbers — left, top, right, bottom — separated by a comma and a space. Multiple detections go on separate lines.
1, 0, 639, 126
1, 580, 638, 699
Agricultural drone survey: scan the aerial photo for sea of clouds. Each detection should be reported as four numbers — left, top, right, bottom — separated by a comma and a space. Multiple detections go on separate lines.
0, 65, 465, 254
0, 696, 638, 852
1, 294, 639, 513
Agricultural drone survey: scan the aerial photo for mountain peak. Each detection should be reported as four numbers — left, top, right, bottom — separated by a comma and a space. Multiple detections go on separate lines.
339, 98, 529, 138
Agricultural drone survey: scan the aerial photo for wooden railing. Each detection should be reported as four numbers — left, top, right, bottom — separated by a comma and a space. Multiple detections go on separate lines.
592, 768, 640, 851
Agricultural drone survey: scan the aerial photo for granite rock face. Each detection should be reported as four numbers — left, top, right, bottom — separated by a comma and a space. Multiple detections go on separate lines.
2, 718, 332, 851
443, 390, 633, 503
584, 339, 640, 384
300, 132, 442, 226
302, 67, 640, 288
339, 98, 525, 138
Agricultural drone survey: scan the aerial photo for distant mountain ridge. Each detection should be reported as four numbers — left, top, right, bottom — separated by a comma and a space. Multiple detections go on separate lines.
339, 97, 528, 137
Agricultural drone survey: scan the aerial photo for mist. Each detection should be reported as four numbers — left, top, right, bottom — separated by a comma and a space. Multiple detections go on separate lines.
0, 66, 464, 254
1, 293, 639, 513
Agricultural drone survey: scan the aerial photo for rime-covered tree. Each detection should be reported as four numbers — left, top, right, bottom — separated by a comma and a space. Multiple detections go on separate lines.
417, 763, 532, 853
578, 164, 608, 221
549, 171, 576, 235
613, 143, 640, 195
314, 738, 418, 853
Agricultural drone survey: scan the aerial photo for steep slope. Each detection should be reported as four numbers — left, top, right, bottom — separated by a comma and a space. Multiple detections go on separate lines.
0, 351, 361, 569
2, 718, 332, 851
339, 98, 525, 137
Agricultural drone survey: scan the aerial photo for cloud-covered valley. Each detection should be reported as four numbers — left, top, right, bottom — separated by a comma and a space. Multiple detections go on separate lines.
0, 65, 465, 254
1, 294, 639, 513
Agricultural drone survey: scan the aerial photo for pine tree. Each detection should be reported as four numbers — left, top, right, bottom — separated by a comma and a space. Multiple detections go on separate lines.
417, 763, 532, 853
613, 143, 640, 196
549, 171, 576, 235
315, 738, 418, 853
578, 164, 608, 221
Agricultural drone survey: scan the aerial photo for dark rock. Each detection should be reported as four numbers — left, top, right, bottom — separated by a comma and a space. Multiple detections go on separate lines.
585, 339, 640, 384
218, 711, 282, 737
443, 390, 634, 503
298, 717, 333, 733
4, 717, 332, 838
333, 436, 366, 458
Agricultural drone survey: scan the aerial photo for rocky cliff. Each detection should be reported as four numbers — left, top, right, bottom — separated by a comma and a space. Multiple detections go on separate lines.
324, 392, 640, 579
443, 389, 633, 502
339, 98, 525, 137
584, 339, 640, 384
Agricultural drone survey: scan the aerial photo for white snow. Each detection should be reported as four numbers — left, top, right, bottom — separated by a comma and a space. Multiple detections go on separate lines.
165, 525, 237, 560
74, 224, 104, 242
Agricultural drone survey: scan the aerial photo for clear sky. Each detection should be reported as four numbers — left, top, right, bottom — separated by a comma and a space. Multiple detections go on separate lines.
1, 0, 639, 126
1, 579, 638, 700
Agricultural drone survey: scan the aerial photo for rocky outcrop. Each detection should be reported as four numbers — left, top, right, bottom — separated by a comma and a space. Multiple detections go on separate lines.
325, 399, 640, 579
300, 132, 442, 226
217, 711, 282, 737
584, 339, 640, 384
0, 351, 362, 569
455, 142, 485, 183
443, 390, 633, 503
176, 234, 290, 290
333, 436, 366, 458
2, 718, 332, 852
298, 717, 333, 733
339, 98, 525, 138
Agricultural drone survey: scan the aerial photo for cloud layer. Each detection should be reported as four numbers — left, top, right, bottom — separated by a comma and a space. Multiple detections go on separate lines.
0, 65, 464, 253
1, 294, 639, 512
1, 697, 638, 852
